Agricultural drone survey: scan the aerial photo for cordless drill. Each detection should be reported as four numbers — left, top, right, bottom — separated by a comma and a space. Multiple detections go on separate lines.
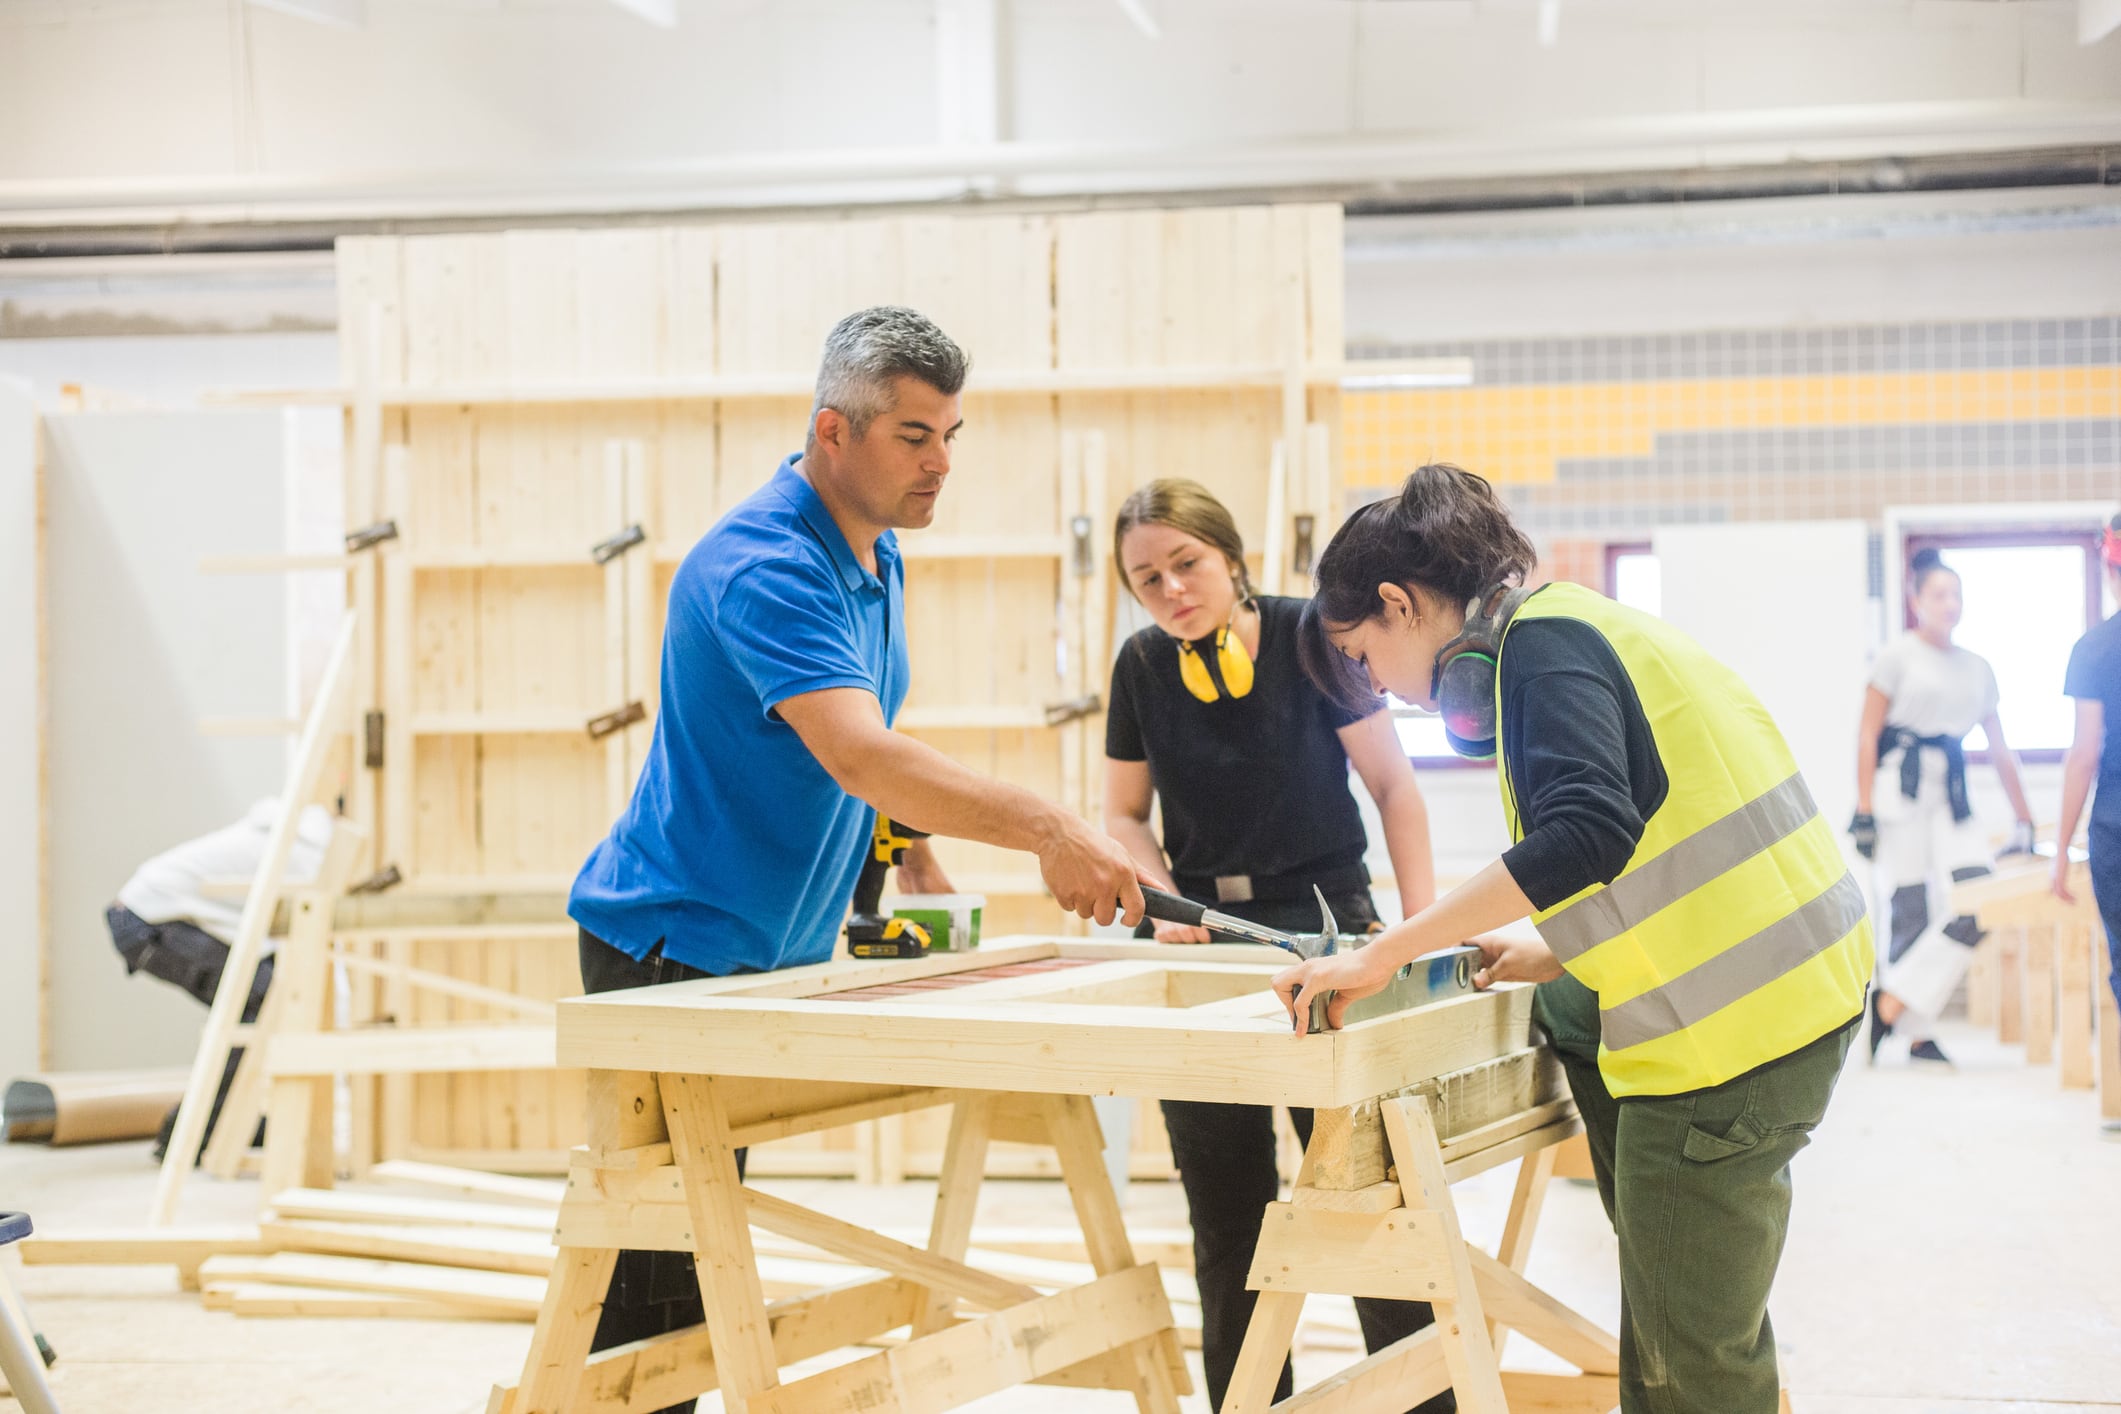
845, 814, 934, 960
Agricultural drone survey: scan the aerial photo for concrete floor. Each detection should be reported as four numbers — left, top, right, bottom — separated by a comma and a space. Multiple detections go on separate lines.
4, 1017, 2118, 1413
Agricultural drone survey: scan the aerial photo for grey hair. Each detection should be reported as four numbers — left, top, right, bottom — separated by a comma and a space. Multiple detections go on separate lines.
810, 306, 970, 441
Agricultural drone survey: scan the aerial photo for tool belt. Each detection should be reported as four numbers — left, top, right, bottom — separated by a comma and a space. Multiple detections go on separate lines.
1172, 861, 1370, 907
1877, 725, 1972, 823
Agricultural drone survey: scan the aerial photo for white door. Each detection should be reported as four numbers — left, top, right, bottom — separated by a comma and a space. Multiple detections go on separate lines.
1653, 522, 1873, 848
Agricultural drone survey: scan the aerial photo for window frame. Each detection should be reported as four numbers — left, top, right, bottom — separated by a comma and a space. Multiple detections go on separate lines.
1898, 528, 2102, 766
1604, 541, 1655, 607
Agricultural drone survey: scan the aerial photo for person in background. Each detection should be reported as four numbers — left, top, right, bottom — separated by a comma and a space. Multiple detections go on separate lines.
1100, 478, 1446, 1414
1275, 463, 1870, 1414
106, 799, 337, 1160
2051, 513, 2121, 1136
1850, 547, 2036, 1066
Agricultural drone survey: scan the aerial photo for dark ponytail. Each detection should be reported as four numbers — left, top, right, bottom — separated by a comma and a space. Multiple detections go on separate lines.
1297, 463, 1537, 712
1909, 546, 1958, 594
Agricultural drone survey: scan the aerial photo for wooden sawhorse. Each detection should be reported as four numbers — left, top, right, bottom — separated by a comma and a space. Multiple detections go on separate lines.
1224, 1084, 1614, 1413
490, 1070, 1188, 1413
486, 939, 1618, 1413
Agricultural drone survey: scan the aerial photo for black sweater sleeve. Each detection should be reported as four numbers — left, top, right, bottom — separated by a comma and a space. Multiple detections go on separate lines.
1498, 618, 1668, 911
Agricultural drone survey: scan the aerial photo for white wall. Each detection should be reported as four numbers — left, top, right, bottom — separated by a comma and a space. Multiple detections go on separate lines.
43, 410, 291, 1071
1347, 189, 2121, 345
0, 378, 42, 1081
0, 333, 339, 413
1, 0, 2114, 222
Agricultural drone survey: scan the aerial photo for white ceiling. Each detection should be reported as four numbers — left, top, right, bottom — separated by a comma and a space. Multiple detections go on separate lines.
1, 0, 2117, 227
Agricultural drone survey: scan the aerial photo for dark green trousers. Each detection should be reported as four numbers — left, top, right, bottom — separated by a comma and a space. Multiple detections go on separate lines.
1533, 975, 1856, 1414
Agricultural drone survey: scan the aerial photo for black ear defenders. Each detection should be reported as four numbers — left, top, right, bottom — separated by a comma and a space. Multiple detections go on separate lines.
1430, 585, 1533, 760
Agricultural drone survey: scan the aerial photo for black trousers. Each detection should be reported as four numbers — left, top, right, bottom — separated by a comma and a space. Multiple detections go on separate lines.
1143, 889, 1453, 1414
108, 904, 272, 1157
578, 927, 742, 1414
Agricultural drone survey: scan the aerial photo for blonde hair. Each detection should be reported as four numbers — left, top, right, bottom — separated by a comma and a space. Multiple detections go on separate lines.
1112, 479, 1253, 604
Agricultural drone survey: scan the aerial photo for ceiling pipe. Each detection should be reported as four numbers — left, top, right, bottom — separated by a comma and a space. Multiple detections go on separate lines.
2, 150, 2116, 263
1, 98, 2116, 231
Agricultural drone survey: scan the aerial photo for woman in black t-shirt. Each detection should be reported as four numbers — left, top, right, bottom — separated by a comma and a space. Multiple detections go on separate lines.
1101, 479, 1446, 1414
2053, 514, 2121, 1101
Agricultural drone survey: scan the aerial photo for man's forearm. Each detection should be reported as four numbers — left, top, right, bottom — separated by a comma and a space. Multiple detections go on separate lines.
843, 730, 1070, 853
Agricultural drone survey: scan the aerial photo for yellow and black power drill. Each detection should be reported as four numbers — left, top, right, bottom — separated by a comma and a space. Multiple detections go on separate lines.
844, 815, 934, 960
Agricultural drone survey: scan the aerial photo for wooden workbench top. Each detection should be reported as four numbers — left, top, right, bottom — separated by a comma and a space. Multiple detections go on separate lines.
556, 938, 1537, 1110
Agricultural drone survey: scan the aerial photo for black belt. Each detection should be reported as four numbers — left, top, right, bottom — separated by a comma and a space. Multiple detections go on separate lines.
1171, 861, 1371, 906
1878, 726, 1972, 823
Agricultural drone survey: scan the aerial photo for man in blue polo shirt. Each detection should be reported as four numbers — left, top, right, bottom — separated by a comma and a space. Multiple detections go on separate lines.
568, 306, 1146, 1384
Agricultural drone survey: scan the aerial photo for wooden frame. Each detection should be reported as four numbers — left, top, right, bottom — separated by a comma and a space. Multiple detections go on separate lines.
493, 941, 1619, 1414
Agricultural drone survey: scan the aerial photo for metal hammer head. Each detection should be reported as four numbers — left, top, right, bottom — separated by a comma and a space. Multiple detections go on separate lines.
1307, 885, 1340, 959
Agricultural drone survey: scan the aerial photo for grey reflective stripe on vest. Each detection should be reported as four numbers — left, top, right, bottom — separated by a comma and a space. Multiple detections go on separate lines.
1599, 871, 1868, 1052
1537, 772, 1821, 965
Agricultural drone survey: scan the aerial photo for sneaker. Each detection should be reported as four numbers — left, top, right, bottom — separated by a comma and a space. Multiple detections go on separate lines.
1908, 1039, 1954, 1066
1867, 990, 1893, 1065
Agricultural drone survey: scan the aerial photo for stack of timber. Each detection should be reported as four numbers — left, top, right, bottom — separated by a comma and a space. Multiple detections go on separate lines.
21, 1155, 1395, 1354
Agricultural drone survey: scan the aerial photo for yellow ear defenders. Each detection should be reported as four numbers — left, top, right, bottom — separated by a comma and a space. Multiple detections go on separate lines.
1178, 620, 1256, 703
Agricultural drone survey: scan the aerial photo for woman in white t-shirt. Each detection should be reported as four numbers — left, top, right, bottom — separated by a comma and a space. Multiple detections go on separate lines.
1850, 548, 2035, 1065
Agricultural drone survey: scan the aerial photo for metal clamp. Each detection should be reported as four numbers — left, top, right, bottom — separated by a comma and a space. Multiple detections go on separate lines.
363, 710, 385, 769
1292, 513, 1317, 577
586, 701, 647, 740
1042, 693, 1103, 727
1069, 514, 1095, 578
345, 520, 400, 553
590, 524, 647, 566
349, 864, 403, 896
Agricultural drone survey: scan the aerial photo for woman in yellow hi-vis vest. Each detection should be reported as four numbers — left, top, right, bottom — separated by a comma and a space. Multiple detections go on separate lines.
1273, 464, 1873, 1414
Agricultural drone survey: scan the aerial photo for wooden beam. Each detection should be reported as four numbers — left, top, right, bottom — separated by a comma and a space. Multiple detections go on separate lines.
267, 1024, 556, 1077
261, 1219, 554, 1276
742, 1187, 1037, 1314
1382, 1096, 1508, 1412
16, 1227, 273, 1268
196, 1252, 546, 1317
266, 1187, 560, 1233
558, 976, 1535, 1111
368, 1160, 565, 1206
1467, 1247, 1619, 1376
211, 1281, 472, 1319
151, 614, 356, 1224
1276, 1327, 1451, 1414
745, 1264, 1171, 1414
1304, 1047, 1567, 1191
1247, 1204, 1457, 1302
661, 1074, 779, 1411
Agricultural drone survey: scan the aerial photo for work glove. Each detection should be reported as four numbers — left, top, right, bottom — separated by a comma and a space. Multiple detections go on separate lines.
1848, 812, 1878, 860
1999, 819, 2038, 858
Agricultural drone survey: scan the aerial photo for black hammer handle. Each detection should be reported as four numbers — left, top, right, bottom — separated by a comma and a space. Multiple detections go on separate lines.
1140, 886, 1209, 928
1139, 886, 1303, 954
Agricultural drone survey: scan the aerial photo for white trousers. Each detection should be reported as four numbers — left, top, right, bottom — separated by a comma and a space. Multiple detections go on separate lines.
1873, 747, 1992, 1037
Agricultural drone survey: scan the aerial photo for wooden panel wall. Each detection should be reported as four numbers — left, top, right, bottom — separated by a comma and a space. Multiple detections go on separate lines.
334, 204, 1343, 1169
